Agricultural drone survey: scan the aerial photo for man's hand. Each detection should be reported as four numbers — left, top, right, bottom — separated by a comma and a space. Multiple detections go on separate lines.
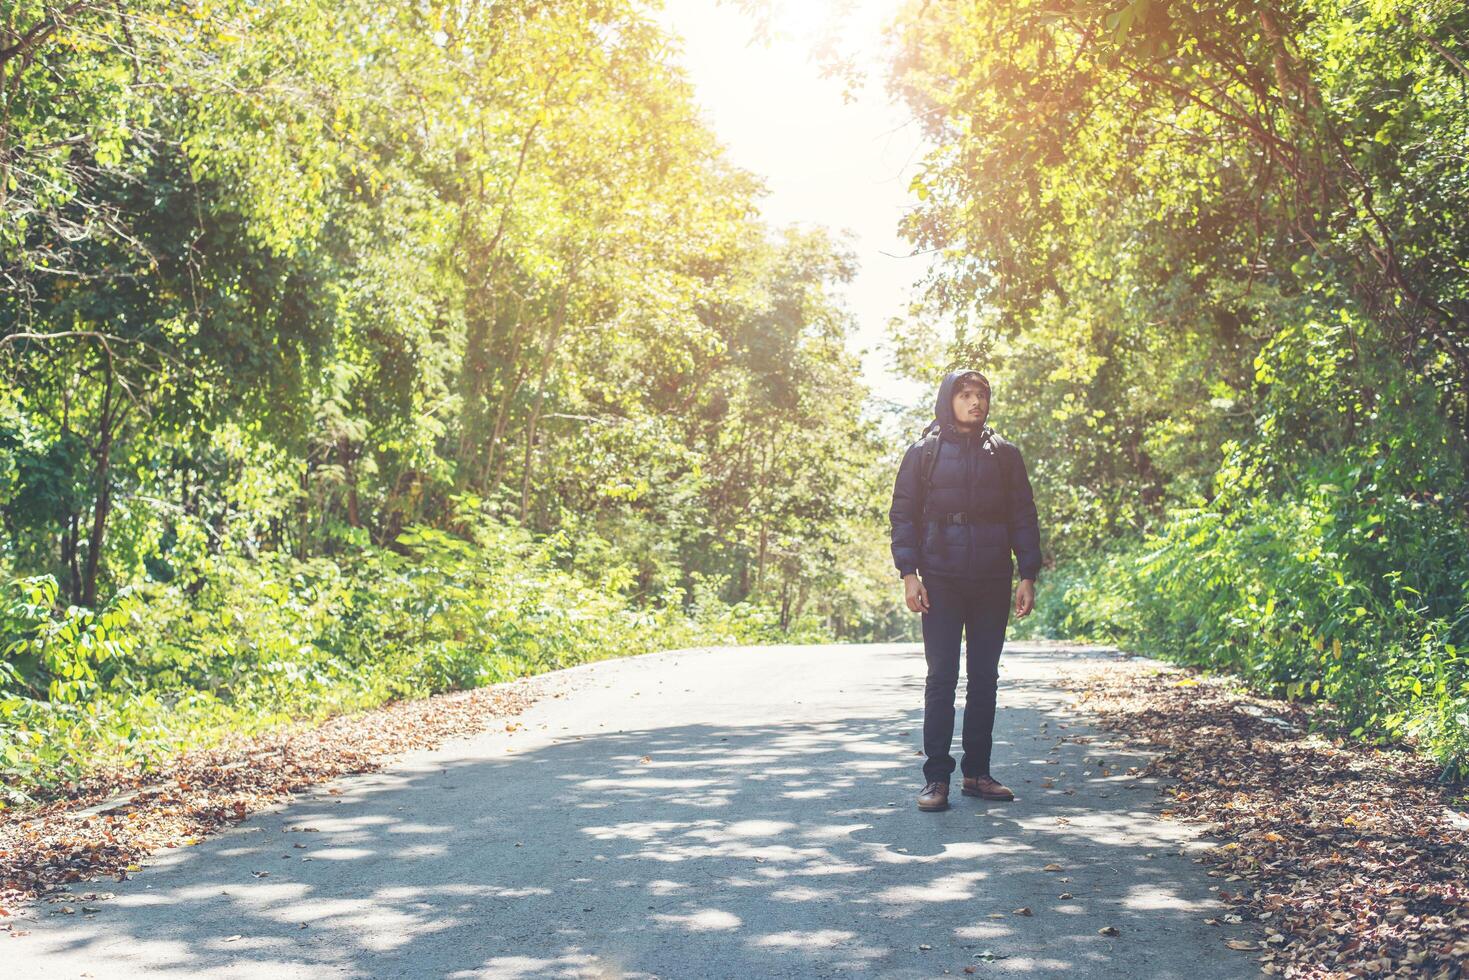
903, 573, 930, 614
1014, 578, 1036, 618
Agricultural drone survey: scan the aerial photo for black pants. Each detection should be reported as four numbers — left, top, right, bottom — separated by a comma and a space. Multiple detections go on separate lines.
919, 574, 1012, 784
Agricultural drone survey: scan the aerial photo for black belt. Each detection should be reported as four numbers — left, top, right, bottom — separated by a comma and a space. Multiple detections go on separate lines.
930, 512, 1004, 525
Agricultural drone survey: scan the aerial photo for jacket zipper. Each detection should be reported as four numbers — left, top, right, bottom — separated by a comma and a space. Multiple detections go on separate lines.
967, 433, 978, 574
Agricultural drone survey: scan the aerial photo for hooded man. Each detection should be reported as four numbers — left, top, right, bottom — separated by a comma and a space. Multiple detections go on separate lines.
888, 369, 1042, 812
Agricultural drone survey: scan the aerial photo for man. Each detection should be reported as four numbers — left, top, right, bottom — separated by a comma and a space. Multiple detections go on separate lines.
888, 369, 1042, 812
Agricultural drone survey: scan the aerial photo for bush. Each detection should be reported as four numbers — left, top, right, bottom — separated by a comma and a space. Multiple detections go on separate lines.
1019, 308, 1469, 780
0, 517, 829, 807
1029, 465, 1469, 779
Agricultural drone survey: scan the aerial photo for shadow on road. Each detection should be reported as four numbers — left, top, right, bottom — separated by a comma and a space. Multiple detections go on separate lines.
16, 644, 1251, 979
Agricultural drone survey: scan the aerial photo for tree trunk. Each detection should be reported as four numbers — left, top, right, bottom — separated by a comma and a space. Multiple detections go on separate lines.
481, 294, 531, 490
341, 435, 361, 528
62, 511, 80, 604
754, 436, 771, 593
518, 280, 572, 524
80, 360, 115, 608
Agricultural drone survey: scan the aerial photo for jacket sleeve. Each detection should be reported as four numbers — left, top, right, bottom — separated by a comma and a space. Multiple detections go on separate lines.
1007, 446, 1042, 581
889, 441, 923, 578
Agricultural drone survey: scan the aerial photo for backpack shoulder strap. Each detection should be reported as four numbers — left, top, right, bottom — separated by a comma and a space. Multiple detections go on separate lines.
983, 428, 1017, 515
914, 422, 942, 515
919, 430, 942, 490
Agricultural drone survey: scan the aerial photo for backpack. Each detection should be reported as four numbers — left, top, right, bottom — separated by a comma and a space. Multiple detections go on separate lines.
915, 420, 1014, 520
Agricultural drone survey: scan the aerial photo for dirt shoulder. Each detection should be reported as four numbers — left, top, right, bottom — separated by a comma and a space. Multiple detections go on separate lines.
1, 674, 555, 923
1058, 657, 1469, 978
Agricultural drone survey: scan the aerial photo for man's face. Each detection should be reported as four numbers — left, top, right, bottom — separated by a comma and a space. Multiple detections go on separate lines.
951, 383, 989, 427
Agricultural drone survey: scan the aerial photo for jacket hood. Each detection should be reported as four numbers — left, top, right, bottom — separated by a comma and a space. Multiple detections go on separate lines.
932, 369, 991, 436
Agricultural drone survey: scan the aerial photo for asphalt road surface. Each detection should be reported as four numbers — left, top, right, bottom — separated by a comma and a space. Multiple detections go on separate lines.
6, 642, 1262, 979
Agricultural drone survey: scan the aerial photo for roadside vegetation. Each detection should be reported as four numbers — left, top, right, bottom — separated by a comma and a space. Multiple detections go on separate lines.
0, 0, 902, 805
889, 0, 1469, 779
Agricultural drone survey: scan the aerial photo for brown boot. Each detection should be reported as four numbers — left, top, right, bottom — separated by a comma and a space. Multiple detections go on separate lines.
962, 774, 1015, 801
917, 780, 950, 811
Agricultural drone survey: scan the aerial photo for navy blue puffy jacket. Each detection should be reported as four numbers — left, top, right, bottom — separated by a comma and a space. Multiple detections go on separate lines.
889, 371, 1043, 582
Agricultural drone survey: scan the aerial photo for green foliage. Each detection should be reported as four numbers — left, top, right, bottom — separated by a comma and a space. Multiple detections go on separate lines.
1, 0, 895, 628
1025, 491, 1469, 779
0, 576, 138, 703
0, 513, 833, 806
0, 0, 905, 805
891, 0, 1469, 776
1015, 314, 1469, 777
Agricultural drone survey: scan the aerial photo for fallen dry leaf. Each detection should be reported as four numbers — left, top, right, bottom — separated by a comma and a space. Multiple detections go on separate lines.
0, 679, 541, 917
1057, 660, 1469, 979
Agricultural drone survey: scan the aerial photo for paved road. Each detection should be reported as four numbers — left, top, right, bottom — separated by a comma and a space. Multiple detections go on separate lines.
6, 642, 1262, 979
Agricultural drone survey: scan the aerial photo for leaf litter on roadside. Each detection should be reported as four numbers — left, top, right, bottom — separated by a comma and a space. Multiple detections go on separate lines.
1, 677, 542, 919
1059, 659, 1469, 978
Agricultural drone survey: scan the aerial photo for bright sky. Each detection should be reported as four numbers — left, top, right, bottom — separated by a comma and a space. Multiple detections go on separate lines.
653, 0, 931, 412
